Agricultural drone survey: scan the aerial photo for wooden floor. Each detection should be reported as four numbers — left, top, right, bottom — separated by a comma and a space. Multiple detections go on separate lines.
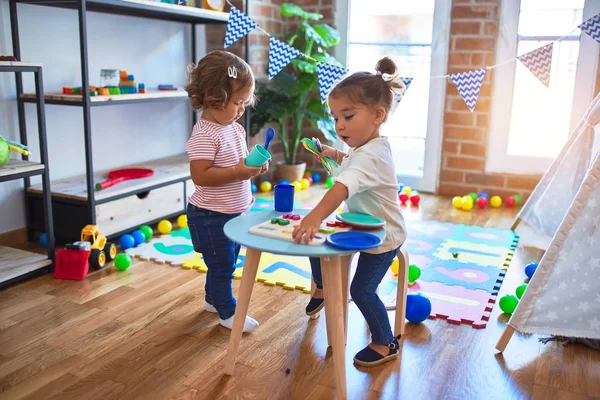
0, 191, 599, 400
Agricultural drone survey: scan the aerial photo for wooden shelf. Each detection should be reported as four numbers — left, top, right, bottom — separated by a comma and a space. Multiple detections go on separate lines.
0, 245, 51, 284
0, 159, 45, 182
28, 153, 189, 202
20, 89, 189, 106
15, 0, 229, 23
0, 61, 43, 68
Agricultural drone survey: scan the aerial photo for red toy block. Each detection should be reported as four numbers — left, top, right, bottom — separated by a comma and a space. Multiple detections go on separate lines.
54, 248, 90, 280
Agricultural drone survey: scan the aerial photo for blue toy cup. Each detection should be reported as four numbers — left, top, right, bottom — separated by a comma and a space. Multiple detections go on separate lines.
274, 184, 295, 212
245, 144, 271, 167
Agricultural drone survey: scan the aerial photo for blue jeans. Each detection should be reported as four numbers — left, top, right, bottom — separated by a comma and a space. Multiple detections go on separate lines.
187, 203, 241, 320
309, 246, 400, 346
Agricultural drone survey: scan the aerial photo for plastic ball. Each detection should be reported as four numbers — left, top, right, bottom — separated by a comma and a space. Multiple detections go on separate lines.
513, 194, 523, 205
478, 191, 489, 199
490, 195, 502, 208
452, 196, 463, 209
398, 183, 405, 192
39, 233, 48, 248
259, 181, 272, 192
408, 264, 421, 283
119, 234, 135, 249
516, 283, 528, 299
311, 172, 321, 183
461, 196, 474, 211
406, 293, 432, 323
304, 171, 312, 178
325, 177, 334, 188
132, 230, 146, 246
138, 225, 152, 241
278, 180, 290, 185
301, 178, 311, 190
306, 177, 313, 185
499, 294, 519, 314
476, 196, 488, 209
468, 192, 478, 202
402, 186, 412, 196
505, 196, 516, 208
292, 181, 302, 191
251, 183, 257, 193
525, 262, 538, 279
114, 253, 132, 271
390, 258, 399, 275
410, 194, 421, 206
157, 219, 172, 235
177, 214, 188, 228
399, 193, 409, 205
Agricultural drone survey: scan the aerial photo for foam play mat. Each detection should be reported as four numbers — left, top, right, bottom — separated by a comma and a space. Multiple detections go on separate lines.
378, 220, 519, 329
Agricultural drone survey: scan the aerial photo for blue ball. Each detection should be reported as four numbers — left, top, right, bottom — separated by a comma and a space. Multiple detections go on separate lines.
120, 234, 135, 249
478, 191, 489, 199
39, 233, 48, 248
251, 183, 257, 193
398, 183, 405, 193
132, 230, 146, 246
525, 262, 538, 279
311, 173, 321, 183
406, 293, 432, 323
278, 180, 290, 185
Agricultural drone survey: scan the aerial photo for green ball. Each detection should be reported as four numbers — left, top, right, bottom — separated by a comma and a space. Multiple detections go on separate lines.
408, 264, 421, 283
325, 177, 334, 188
139, 225, 153, 241
515, 283, 527, 299
114, 253, 132, 271
499, 294, 519, 314
468, 192, 478, 202
513, 194, 523, 205
0, 137, 10, 167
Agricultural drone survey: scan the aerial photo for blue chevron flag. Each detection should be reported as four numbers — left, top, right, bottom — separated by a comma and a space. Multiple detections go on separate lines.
392, 77, 414, 113
401, 77, 413, 91
449, 68, 487, 112
580, 13, 600, 44
518, 43, 553, 88
224, 6, 258, 48
317, 62, 348, 103
268, 37, 301, 79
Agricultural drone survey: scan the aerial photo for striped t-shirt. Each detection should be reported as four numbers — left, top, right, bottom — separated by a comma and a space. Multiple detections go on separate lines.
185, 119, 254, 214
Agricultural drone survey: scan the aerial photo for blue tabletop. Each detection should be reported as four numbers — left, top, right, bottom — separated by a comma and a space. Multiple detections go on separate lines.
224, 209, 386, 257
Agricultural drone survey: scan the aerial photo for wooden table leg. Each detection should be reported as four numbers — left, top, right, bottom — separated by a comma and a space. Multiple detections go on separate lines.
321, 255, 347, 399
224, 247, 262, 375
341, 254, 352, 344
394, 248, 409, 337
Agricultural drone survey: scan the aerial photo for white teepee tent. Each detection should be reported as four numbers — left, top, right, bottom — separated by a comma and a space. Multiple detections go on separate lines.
497, 93, 600, 351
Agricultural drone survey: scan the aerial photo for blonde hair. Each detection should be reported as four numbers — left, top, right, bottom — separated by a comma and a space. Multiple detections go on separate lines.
185, 50, 256, 111
329, 57, 404, 121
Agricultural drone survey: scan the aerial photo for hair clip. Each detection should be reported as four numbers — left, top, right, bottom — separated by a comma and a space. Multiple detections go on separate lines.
376, 71, 394, 82
228, 66, 238, 79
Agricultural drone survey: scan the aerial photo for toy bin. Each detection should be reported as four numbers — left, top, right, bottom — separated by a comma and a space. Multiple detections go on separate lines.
54, 248, 90, 280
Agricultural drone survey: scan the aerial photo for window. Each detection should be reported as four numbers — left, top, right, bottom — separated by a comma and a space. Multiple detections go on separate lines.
487, 0, 599, 174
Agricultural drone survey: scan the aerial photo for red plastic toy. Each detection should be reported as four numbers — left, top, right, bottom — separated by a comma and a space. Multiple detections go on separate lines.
54, 246, 90, 280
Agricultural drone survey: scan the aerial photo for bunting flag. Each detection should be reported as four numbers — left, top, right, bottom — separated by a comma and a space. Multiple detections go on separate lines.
317, 62, 348, 103
268, 37, 301, 80
518, 43, 554, 88
579, 13, 600, 44
449, 68, 487, 112
391, 77, 414, 113
224, 6, 258, 48
401, 77, 413, 91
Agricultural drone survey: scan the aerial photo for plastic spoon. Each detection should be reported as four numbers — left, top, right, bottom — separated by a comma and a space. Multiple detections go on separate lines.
264, 127, 275, 151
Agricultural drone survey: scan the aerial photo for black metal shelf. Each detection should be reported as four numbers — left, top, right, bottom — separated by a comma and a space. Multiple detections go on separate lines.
14, 0, 229, 23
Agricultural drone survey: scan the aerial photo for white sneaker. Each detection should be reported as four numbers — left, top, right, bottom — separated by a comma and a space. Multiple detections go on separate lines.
219, 315, 259, 333
205, 302, 217, 313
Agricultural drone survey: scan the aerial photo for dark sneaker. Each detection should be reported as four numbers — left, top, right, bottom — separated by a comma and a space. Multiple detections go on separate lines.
353, 335, 401, 367
305, 297, 325, 315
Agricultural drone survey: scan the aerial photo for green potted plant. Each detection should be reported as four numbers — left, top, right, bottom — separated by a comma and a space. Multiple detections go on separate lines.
250, 3, 341, 182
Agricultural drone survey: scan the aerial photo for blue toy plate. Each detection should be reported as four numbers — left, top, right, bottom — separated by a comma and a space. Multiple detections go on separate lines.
325, 231, 383, 251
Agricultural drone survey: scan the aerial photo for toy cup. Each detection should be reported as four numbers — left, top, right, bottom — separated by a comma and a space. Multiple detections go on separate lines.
245, 144, 271, 167
274, 184, 295, 212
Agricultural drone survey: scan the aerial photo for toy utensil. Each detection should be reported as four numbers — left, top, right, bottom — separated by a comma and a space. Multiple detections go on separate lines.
95, 167, 154, 190
300, 137, 339, 175
264, 127, 275, 151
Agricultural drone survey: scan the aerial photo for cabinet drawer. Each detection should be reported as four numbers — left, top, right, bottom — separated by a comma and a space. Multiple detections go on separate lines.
96, 183, 184, 236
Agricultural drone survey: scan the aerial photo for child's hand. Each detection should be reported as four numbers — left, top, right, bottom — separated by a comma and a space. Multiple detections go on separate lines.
258, 160, 270, 175
292, 213, 322, 244
235, 159, 263, 180
317, 145, 338, 161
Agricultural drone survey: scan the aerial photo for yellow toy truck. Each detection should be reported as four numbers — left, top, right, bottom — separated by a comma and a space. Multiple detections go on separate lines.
70, 225, 117, 270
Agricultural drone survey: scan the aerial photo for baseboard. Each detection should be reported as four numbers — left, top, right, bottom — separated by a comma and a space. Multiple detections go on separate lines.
0, 228, 28, 247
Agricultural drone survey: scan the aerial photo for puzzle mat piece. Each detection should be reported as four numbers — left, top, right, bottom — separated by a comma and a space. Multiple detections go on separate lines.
378, 276, 496, 329
125, 232, 195, 265
452, 224, 519, 247
433, 239, 514, 267
419, 258, 506, 294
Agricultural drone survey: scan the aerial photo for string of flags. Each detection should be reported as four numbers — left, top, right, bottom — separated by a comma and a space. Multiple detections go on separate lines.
223, 2, 600, 112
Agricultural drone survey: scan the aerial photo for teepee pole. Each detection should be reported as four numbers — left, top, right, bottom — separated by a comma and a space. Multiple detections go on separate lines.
495, 325, 516, 352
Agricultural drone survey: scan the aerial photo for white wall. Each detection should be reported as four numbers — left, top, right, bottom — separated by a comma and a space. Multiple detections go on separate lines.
0, 0, 206, 233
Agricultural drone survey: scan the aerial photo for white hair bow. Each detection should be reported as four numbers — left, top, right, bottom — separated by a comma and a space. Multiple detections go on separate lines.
228, 66, 238, 79
376, 71, 394, 81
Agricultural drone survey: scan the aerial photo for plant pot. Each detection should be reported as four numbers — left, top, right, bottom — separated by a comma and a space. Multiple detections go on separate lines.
275, 161, 306, 183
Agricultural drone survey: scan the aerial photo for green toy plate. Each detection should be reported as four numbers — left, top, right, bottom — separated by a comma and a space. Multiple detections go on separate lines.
335, 212, 386, 228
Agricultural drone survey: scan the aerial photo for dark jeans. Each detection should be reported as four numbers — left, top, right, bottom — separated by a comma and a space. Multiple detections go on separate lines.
309, 246, 400, 346
187, 203, 241, 320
